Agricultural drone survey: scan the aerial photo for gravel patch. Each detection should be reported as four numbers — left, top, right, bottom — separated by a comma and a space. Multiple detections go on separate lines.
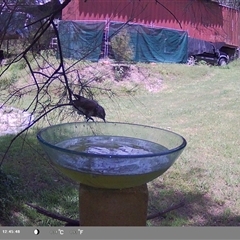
0, 105, 34, 136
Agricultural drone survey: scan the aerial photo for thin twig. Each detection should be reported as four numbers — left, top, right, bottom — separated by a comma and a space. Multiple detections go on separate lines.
147, 201, 185, 220
25, 203, 80, 226
25, 201, 185, 226
155, 0, 182, 29
0, 103, 71, 166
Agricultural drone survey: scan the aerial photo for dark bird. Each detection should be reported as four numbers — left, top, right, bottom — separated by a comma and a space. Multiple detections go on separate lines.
72, 94, 106, 122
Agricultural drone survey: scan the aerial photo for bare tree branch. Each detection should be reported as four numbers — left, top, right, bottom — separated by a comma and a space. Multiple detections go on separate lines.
147, 201, 185, 220
0, 102, 71, 166
155, 0, 182, 29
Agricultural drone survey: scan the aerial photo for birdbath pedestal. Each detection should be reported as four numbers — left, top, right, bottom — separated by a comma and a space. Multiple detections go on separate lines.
37, 122, 186, 226
79, 183, 148, 226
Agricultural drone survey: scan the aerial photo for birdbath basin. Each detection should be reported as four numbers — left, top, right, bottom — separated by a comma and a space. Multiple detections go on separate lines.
37, 122, 187, 189
37, 122, 187, 226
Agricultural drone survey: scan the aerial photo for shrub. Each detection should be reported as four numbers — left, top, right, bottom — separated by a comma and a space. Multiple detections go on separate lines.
110, 29, 134, 63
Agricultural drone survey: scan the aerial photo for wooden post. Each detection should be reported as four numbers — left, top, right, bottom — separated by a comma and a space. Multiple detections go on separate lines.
79, 183, 148, 226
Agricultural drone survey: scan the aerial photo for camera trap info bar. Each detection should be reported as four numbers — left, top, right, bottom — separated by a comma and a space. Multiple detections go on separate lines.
1, 227, 240, 240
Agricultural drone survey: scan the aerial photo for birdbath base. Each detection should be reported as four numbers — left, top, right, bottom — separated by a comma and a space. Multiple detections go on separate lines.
79, 183, 149, 226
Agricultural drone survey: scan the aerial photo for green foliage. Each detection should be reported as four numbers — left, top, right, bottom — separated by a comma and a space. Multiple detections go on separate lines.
13, 59, 28, 71
110, 29, 134, 63
0, 76, 15, 88
218, 0, 240, 9
0, 169, 21, 220
0, 60, 27, 88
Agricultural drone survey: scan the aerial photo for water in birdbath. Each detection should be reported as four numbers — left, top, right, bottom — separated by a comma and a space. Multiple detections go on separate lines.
37, 122, 186, 188
36, 122, 186, 224
55, 136, 170, 176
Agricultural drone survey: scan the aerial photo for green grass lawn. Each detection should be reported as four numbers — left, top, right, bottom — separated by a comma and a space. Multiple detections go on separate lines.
0, 61, 240, 226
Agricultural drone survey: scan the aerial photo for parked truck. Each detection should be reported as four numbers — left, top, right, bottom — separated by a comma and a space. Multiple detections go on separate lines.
61, 0, 240, 64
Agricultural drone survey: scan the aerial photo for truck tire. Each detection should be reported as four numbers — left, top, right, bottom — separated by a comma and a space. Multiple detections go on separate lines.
219, 58, 227, 66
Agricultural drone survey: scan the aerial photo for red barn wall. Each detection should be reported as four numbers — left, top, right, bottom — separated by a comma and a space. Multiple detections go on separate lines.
62, 0, 240, 47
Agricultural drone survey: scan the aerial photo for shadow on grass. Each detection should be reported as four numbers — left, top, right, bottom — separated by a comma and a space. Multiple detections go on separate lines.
147, 168, 240, 226
0, 131, 79, 226
0, 133, 239, 226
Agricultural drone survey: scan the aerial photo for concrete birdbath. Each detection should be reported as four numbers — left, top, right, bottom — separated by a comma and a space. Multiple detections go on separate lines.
37, 122, 187, 226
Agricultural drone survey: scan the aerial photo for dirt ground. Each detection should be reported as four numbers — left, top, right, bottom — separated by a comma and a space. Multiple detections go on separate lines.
72, 59, 163, 93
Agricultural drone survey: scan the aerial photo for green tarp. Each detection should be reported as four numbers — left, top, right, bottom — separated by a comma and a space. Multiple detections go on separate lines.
58, 20, 188, 63
58, 21, 105, 62
109, 22, 188, 63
